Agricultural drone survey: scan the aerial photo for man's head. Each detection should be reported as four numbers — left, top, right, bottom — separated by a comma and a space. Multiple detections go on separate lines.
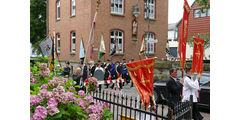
115, 60, 120, 65
123, 58, 126, 63
65, 61, 70, 67
185, 67, 192, 76
169, 68, 178, 78
76, 67, 82, 74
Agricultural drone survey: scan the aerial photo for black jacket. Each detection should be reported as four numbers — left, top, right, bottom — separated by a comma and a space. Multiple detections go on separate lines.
166, 77, 183, 109
82, 65, 88, 81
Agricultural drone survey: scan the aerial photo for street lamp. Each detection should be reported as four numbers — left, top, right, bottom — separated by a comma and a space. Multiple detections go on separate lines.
132, 0, 140, 18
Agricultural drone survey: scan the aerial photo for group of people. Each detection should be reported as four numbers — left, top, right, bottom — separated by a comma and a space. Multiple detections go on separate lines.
66, 58, 134, 92
166, 67, 203, 120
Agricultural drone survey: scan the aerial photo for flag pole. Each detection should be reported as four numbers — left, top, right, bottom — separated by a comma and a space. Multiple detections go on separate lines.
83, 0, 101, 74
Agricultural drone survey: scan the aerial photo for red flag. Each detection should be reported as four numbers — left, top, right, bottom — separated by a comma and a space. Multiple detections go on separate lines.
178, 0, 190, 71
126, 58, 155, 107
192, 38, 205, 73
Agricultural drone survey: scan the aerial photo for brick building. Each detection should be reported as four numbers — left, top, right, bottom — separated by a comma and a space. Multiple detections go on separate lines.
177, 1, 210, 60
47, 0, 168, 62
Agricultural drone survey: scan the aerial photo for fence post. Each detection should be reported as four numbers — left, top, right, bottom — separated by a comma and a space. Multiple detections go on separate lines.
190, 95, 193, 120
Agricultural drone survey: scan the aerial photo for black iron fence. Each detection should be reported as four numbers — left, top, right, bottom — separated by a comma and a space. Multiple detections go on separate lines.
90, 90, 193, 120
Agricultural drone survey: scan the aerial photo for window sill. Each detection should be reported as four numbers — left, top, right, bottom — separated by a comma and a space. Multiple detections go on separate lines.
70, 52, 76, 55
110, 13, 125, 17
56, 19, 60, 22
144, 18, 156, 21
113, 53, 124, 56
70, 15, 76, 18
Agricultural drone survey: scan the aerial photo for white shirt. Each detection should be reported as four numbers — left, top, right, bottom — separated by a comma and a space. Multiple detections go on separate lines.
182, 76, 200, 103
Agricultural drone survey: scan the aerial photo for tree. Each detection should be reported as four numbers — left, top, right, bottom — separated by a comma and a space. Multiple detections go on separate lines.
187, 33, 210, 49
195, 0, 210, 13
30, 0, 47, 55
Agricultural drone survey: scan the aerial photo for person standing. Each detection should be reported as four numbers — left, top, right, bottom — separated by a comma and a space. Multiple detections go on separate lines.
182, 67, 203, 120
62, 61, 71, 77
94, 62, 105, 92
89, 60, 96, 77
104, 59, 112, 88
166, 68, 183, 110
72, 67, 82, 91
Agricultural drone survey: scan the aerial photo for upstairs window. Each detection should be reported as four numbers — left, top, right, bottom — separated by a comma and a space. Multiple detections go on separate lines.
110, 30, 123, 53
145, 32, 155, 54
111, 0, 124, 15
144, 0, 155, 19
71, 32, 76, 53
56, 0, 60, 20
56, 34, 60, 53
194, 8, 210, 18
71, 0, 76, 16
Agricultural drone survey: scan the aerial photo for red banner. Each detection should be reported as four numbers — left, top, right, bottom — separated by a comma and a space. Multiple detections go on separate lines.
192, 38, 205, 73
126, 58, 155, 107
178, 0, 190, 71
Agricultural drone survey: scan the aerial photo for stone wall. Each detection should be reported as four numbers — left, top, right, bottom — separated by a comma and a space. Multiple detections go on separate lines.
154, 61, 210, 82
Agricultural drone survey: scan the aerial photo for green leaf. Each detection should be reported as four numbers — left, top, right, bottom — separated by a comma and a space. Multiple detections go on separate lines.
52, 112, 62, 119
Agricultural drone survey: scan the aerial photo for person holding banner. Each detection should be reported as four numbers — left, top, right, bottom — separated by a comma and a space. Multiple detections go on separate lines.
166, 68, 183, 116
182, 67, 203, 120
61, 61, 71, 78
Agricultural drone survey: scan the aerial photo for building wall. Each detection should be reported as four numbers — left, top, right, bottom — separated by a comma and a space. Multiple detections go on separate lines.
48, 0, 168, 62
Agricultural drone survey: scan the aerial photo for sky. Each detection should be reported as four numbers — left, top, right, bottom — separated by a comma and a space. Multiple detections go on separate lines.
168, 0, 195, 24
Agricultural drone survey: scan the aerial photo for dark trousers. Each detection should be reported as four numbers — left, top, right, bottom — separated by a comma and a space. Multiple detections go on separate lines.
192, 102, 203, 120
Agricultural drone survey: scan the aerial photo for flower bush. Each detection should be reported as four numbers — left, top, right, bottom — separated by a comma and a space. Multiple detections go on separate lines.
30, 59, 112, 120
85, 77, 98, 94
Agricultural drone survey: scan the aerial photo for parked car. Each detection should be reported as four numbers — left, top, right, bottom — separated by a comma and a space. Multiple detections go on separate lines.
153, 73, 210, 112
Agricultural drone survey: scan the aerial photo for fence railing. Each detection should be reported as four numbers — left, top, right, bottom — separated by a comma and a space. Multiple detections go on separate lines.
90, 90, 193, 120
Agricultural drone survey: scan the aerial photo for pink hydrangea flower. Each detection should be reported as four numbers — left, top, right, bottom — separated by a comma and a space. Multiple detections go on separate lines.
102, 102, 110, 109
78, 90, 85, 97
32, 105, 47, 120
64, 92, 76, 102
89, 113, 100, 120
47, 105, 60, 116
30, 78, 37, 84
48, 79, 57, 86
30, 95, 41, 106
47, 98, 58, 107
39, 63, 47, 70
40, 84, 48, 90
85, 96, 93, 103
62, 78, 69, 83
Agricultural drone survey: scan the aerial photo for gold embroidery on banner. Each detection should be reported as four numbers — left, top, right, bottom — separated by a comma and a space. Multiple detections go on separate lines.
184, 20, 188, 38
194, 40, 205, 46
140, 75, 150, 86
126, 62, 154, 72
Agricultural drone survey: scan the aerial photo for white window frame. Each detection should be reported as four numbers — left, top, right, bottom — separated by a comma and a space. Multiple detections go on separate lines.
71, 32, 76, 53
71, 0, 76, 16
56, 0, 60, 20
144, 0, 155, 19
207, 9, 210, 16
56, 34, 60, 53
110, 0, 124, 15
145, 32, 155, 54
194, 9, 200, 18
201, 8, 207, 17
110, 30, 123, 54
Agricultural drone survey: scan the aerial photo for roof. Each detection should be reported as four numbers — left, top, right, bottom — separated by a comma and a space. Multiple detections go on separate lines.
168, 23, 177, 31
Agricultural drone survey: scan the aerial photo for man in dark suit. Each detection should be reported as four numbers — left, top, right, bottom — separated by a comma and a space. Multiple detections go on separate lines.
166, 68, 183, 110
104, 59, 112, 88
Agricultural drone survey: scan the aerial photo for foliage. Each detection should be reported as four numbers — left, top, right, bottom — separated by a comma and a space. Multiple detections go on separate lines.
195, 0, 210, 13
30, 0, 47, 55
30, 57, 112, 120
85, 77, 98, 94
187, 33, 210, 49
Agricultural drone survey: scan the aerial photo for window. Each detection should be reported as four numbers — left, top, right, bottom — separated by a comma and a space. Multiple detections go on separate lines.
194, 9, 200, 18
201, 8, 207, 17
71, 32, 76, 53
71, 0, 76, 16
110, 30, 123, 53
111, 0, 124, 15
145, 32, 155, 54
144, 0, 155, 19
207, 9, 210, 16
56, 0, 60, 20
194, 8, 210, 18
56, 34, 60, 53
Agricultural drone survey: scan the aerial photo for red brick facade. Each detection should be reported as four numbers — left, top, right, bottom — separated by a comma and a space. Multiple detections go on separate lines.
47, 0, 168, 62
